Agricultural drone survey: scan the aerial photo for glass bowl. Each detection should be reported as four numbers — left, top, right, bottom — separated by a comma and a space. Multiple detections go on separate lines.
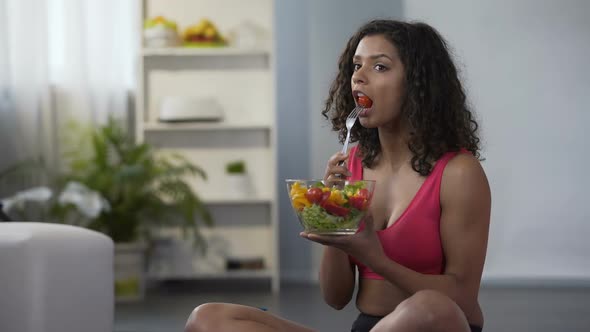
285, 179, 375, 235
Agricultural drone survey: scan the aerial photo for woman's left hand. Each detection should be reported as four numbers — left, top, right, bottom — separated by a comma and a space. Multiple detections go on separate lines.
299, 215, 386, 270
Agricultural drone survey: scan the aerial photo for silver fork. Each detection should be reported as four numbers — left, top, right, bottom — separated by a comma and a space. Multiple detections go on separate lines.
341, 107, 361, 155
336, 107, 361, 171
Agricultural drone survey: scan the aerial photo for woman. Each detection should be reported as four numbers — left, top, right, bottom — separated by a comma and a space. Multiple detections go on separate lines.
185, 19, 490, 332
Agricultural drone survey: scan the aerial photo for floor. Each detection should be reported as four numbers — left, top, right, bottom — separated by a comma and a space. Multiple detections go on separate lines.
115, 280, 590, 332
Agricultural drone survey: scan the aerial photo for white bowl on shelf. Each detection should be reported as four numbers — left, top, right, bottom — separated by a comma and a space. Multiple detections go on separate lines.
143, 24, 179, 48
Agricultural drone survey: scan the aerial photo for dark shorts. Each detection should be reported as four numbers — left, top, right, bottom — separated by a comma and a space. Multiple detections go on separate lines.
351, 312, 483, 332
350, 312, 382, 332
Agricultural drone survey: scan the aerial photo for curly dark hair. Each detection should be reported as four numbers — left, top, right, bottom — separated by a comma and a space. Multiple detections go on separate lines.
322, 20, 481, 176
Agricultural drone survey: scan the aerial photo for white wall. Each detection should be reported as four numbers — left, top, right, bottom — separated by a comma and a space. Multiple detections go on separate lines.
280, 0, 590, 284
276, 0, 313, 282
404, 0, 590, 282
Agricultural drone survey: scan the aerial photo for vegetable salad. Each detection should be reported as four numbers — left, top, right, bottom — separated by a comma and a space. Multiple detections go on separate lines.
288, 180, 372, 234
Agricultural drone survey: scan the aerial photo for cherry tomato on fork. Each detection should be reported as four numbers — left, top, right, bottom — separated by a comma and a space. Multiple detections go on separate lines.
357, 95, 373, 108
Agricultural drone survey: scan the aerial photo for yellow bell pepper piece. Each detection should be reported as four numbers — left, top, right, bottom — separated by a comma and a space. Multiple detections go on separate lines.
327, 189, 347, 205
290, 182, 306, 197
292, 196, 311, 210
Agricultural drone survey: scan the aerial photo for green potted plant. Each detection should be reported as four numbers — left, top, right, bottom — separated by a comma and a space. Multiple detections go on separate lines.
0, 117, 213, 301
53, 116, 212, 301
226, 160, 246, 175
225, 160, 253, 198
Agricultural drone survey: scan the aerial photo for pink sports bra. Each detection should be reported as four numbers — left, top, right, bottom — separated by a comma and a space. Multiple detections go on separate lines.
347, 145, 466, 279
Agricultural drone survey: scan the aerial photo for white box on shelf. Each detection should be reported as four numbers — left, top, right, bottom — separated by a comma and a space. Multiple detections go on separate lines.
226, 174, 255, 198
159, 96, 224, 122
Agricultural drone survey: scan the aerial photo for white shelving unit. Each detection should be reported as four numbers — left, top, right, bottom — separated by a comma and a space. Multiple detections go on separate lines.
142, 47, 270, 57
144, 122, 271, 131
136, 0, 278, 292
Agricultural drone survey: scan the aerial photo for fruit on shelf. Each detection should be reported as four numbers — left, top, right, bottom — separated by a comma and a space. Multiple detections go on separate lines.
183, 18, 227, 47
144, 16, 178, 30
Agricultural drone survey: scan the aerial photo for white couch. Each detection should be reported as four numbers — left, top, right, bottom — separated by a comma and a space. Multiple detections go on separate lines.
0, 222, 114, 332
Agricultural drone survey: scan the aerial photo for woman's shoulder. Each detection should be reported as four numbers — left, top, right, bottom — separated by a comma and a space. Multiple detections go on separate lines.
440, 152, 490, 204
443, 152, 485, 181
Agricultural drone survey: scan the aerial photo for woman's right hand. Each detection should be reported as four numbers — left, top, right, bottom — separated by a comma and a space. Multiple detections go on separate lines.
323, 151, 352, 183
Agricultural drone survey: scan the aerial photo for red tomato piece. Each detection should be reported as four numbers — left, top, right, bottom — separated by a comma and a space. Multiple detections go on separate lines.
357, 95, 373, 108
321, 190, 331, 203
349, 196, 367, 211
321, 202, 350, 217
305, 187, 324, 204
357, 188, 370, 200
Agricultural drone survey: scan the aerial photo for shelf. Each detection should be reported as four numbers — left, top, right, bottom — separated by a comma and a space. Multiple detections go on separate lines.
148, 269, 273, 280
139, 0, 278, 293
144, 122, 272, 132
142, 47, 270, 57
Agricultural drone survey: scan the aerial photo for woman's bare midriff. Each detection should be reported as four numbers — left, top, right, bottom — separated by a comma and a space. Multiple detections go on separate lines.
356, 279, 408, 316
356, 278, 484, 327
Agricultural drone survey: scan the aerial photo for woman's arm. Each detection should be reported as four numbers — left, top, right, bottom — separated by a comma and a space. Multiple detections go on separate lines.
370, 154, 491, 311
318, 246, 356, 310
313, 150, 357, 310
